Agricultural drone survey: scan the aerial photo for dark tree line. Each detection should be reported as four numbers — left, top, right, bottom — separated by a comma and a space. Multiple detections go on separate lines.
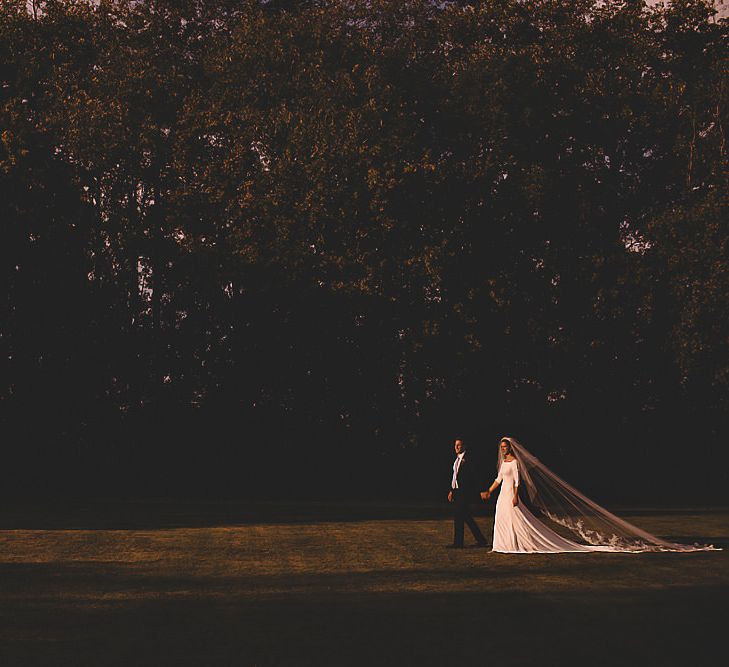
1, 0, 727, 501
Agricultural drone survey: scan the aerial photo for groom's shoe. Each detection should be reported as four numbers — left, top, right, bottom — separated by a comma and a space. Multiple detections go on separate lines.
445, 543, 464, 549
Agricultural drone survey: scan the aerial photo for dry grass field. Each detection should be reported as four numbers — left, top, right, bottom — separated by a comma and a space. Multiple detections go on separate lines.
0, 502, 726, 666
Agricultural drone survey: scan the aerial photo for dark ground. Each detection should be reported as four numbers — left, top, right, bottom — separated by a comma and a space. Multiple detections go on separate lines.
0, 502, 726, 666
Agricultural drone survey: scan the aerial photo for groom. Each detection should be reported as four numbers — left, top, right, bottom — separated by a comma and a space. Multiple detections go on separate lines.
447, 438, 490, 549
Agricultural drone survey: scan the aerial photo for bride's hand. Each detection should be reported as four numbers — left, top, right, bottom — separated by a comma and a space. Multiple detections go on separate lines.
512, 497, 518, 507
480, 491, 490, 502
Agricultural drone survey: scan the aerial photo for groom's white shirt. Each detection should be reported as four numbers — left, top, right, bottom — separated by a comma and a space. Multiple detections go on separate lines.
452, 452, 465, 489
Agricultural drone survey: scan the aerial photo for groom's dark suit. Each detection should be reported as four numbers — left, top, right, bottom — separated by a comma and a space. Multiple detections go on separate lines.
450, 451, 489, 547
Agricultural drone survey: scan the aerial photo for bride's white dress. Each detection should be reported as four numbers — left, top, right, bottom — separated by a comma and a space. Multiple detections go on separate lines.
488, 437, 717, 553
493, 459, 594, 553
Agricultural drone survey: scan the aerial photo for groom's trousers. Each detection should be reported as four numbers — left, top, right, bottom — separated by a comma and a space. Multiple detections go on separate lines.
452, 489, 488, 547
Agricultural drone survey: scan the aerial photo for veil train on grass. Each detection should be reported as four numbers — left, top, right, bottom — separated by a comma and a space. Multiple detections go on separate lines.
499, 437, 719, 553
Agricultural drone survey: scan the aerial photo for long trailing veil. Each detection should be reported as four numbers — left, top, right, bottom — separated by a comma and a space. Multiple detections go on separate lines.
498, 437, 719, 553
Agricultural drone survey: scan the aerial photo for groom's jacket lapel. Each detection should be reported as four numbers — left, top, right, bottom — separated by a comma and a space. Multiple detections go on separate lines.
457, 453, 467, 486
457, 453, 479, 493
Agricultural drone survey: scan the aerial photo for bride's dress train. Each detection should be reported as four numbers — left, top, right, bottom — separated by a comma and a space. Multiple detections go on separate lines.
493, 460, 594, 553
491, 438, 719, 554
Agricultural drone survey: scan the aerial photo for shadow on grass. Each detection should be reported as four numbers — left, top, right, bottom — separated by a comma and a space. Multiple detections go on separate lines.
0, 576, 726, 667
0, 560, 611, 597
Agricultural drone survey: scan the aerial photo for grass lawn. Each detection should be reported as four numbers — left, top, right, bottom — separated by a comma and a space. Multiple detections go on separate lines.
0, 502, 726, 666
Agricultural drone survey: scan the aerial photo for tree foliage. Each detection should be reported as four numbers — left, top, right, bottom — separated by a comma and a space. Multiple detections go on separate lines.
1, 0, 727, 500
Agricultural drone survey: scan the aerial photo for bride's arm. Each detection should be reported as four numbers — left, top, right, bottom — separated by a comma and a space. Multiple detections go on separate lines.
487, 468, 503, 495
512, 462, 520, 506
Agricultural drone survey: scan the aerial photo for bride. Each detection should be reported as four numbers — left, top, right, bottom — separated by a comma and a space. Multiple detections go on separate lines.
483, 436, 718, 553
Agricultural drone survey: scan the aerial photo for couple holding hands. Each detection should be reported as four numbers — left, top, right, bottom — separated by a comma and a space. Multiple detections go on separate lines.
448, 436, 719, 554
